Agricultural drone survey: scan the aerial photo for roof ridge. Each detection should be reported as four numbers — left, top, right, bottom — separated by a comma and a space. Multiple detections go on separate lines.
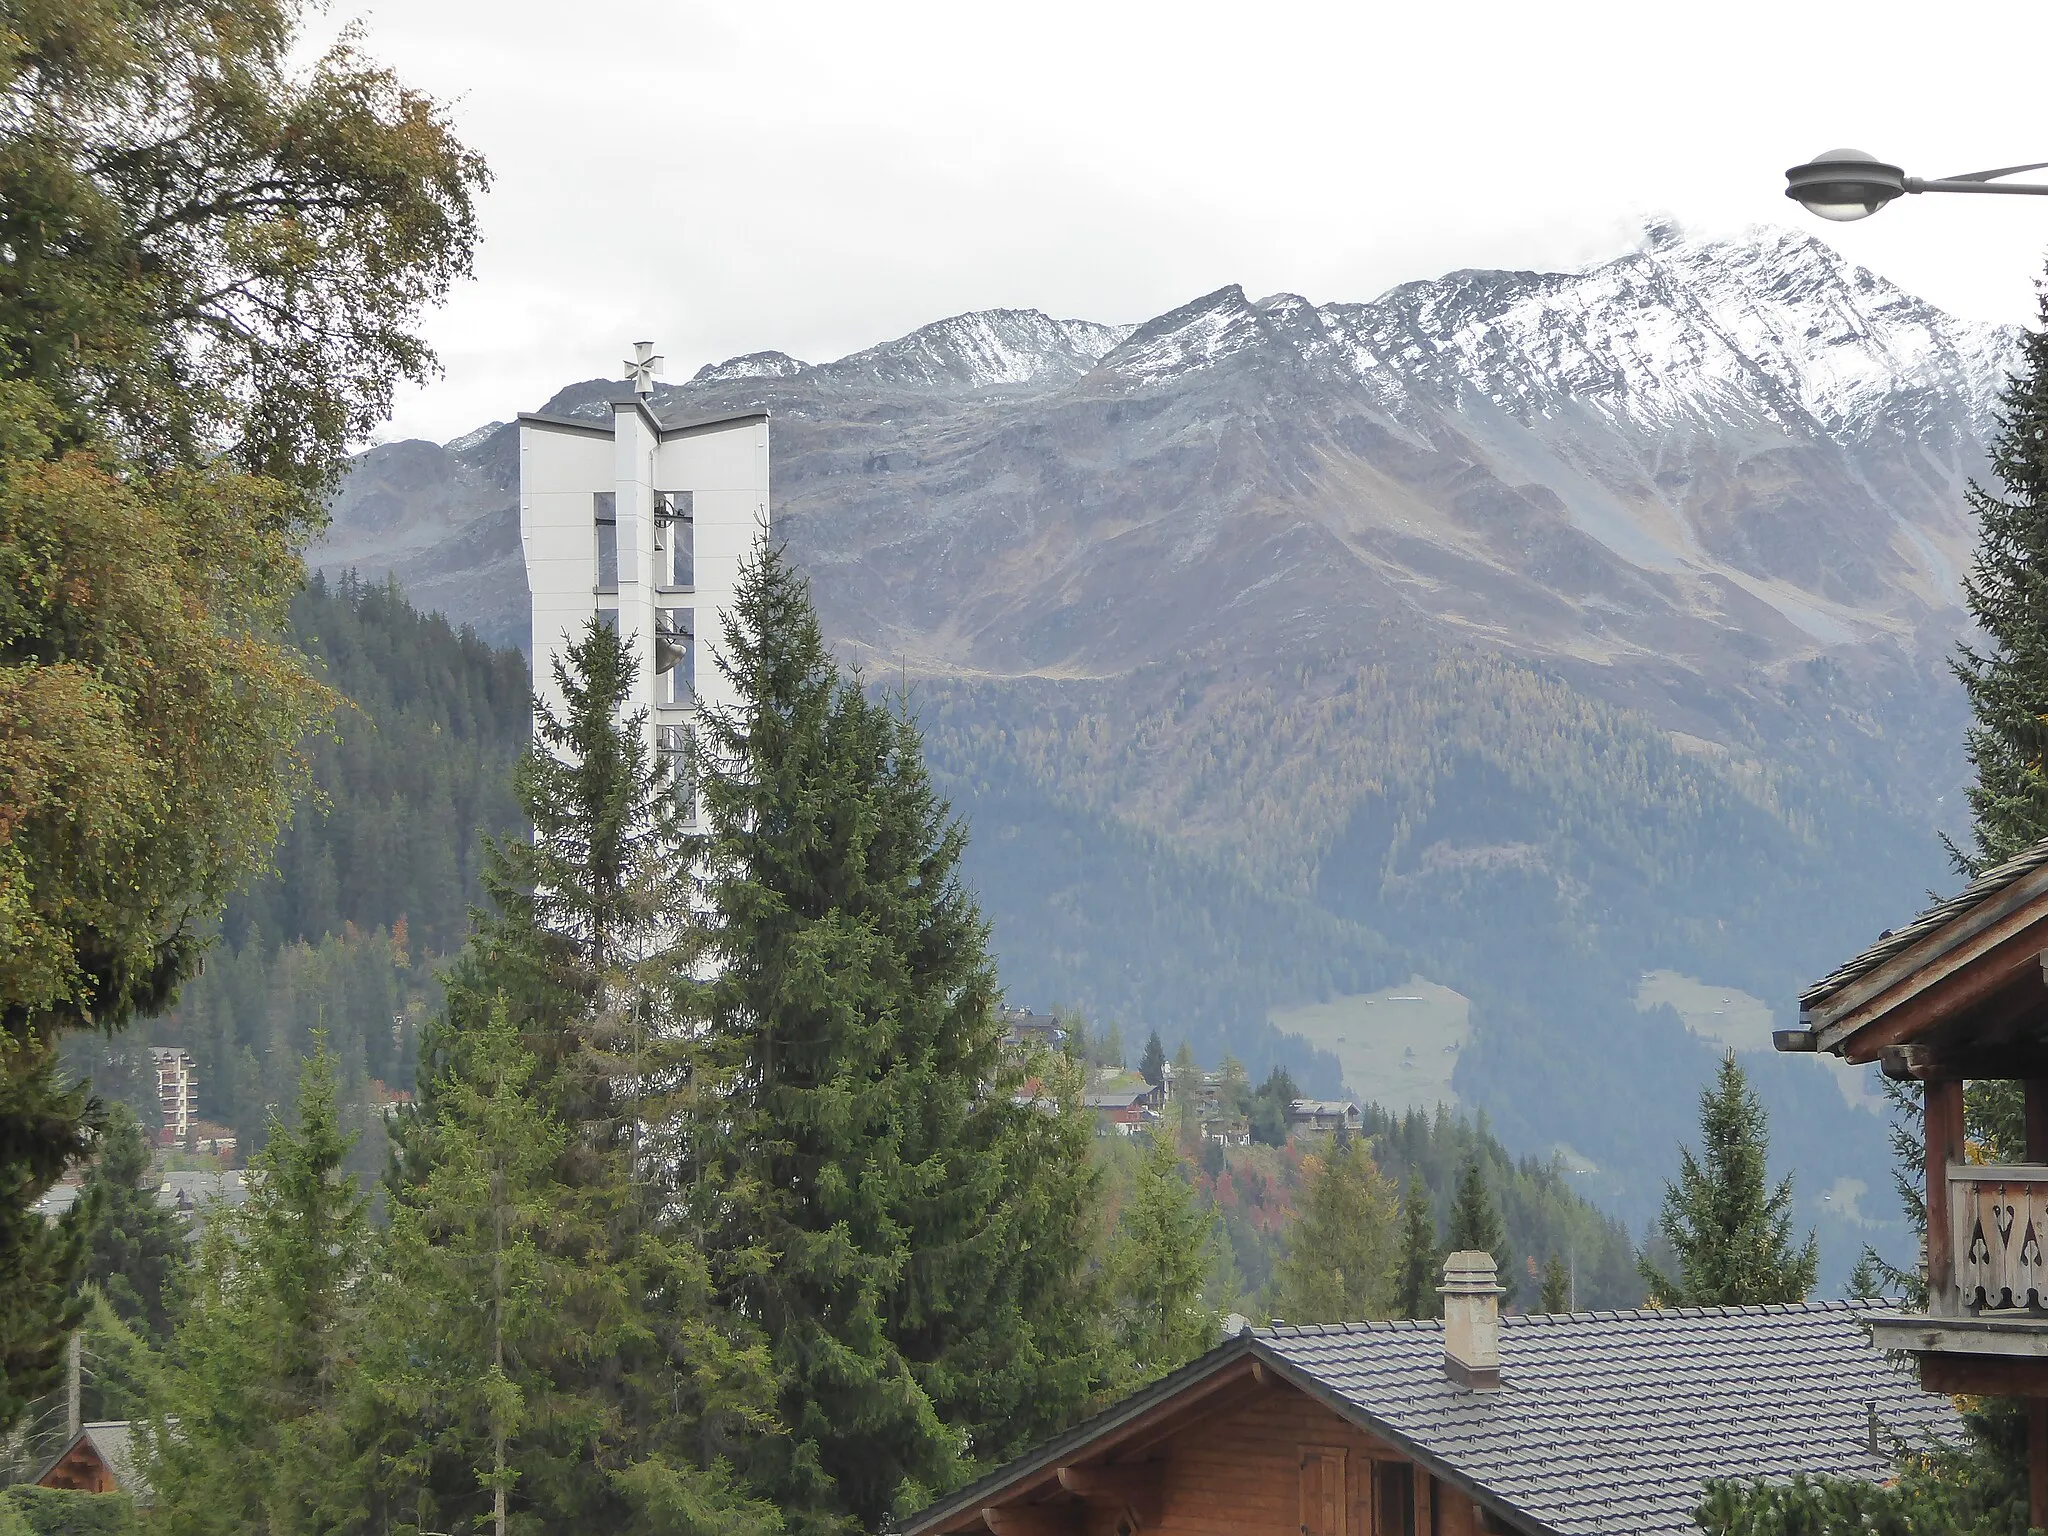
1261, 1299, 1877, 1334
1493, 1297, 1876, 1325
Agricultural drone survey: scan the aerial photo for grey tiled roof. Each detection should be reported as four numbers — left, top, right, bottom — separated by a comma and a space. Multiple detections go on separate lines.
1080, 1090, 1150, 1110
1800, 837, 2048, 1009
1260, 1301, 1959, 1536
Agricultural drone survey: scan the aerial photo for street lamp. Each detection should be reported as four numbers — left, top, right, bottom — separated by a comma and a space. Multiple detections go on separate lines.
1785, 148, 2048, 222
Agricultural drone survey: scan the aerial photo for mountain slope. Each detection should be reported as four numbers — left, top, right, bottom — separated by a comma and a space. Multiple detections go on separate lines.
313, 225, 2012, 1266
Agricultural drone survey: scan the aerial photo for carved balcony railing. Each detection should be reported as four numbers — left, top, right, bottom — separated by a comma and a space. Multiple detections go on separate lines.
1954, 1164, 2048, 1310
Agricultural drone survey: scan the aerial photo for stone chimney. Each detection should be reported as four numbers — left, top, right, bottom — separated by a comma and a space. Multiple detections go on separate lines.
1440, 1250, 1502, 1390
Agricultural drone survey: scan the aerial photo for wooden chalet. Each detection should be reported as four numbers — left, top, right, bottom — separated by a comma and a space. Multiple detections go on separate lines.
1287, 1099, 1364, 1137
1781, 838, 2048, 1524
35, 1421, 148, 1501
899, 1253, 1952, 1536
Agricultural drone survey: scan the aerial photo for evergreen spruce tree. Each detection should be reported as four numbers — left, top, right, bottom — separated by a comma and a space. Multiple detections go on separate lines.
1139, 1031, 1167, 1088
383, 620, 779, 1536
371, 999, 780, 1536
1169, 1044, 1202, 1148
422, 615, 693, 1137
1110, 1132, 1218, 1377
76, 1102, 187, 1347
1272, 1136, 1399, 1323
1639, 1052, 1816, 1307
689, 546, 1103, 1531
1951, 276, 2048, 870
373, 998, 563, 1536
1538, 1253, 1571, 1314
1392, 1175, 1440, 1320
149, 1042, 369, 1536
1447, 1159, 1516, 1304
72, 1287, 163, 1428
1248, 1066, 1298, 1148
0, 1059, 92, 1430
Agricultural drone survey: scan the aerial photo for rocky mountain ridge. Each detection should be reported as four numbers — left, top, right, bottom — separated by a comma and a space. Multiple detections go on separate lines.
315, 225, 2021, 1264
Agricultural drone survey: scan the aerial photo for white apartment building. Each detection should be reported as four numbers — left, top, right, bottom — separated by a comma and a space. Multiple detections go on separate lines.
150, 1046, 195, 1147
517, 346, 769, 805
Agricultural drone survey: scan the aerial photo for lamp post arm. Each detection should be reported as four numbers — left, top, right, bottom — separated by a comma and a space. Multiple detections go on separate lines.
1907, 161, 2048, 196
1937, 161, 2048, 184
1907, 178, 2048, 197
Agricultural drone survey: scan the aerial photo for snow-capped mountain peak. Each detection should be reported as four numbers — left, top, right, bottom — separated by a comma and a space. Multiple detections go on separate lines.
818, 307, 1132, 391
1076, 226, 2013, 456
694, 351, 810, 385
688, 310, 1137, 396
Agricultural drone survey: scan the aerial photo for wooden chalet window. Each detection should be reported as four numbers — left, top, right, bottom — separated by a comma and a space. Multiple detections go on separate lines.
1299, 1445, 1348, 1536
1375, 1462, 1414, 1536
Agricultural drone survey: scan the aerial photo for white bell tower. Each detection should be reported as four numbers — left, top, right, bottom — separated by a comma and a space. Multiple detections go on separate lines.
517, 344, 769, 807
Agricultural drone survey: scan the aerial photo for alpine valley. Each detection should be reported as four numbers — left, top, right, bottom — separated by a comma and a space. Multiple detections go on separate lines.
317, 223, 2020, 1275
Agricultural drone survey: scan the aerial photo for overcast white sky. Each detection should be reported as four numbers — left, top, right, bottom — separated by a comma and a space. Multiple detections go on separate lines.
349, 0, 2048, 444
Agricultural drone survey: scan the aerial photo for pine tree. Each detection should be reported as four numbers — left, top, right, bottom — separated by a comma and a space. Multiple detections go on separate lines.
1952, 275, 2048, 870
1110, 1132, 1218, 1377
689, 546, 1103, 1530
1248, 1066, 1297, 1148
76, 1102, 187, 1347
423, 615, 693, 1138
1639, 1052, 1816, 1307
1392, 1175, 1440, 1320
1447, 1159, 1516, 1303
372, 998, 563, 1536
0, 1058, 93, 1431
1538, 1253, 1571, 1314
149, 1041, 369, 1536
1170, 1043, 1204, 1149
1271, 1137, 1399, 1323
1139, 1031, 1167, 1089
382, 621, 779, 1536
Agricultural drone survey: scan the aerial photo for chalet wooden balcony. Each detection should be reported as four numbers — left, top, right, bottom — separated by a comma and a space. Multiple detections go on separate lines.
1955, 1164, 2048, 1311
1865, 1159, 2048, 1393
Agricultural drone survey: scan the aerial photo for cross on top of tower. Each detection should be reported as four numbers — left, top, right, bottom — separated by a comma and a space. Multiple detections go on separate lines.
624, 340, 664, 396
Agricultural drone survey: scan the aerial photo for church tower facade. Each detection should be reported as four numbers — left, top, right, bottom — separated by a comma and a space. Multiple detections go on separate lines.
517, 344, 769, 804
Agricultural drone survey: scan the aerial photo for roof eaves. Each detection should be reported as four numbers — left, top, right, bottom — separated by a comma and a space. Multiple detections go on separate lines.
657, 408, 770, 439
893, 1337, 1260, 1536
516, 409, 613, 438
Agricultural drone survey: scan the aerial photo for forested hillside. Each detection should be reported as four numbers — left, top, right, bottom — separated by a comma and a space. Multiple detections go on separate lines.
227, 573, 528, 954
57, 570, 1652, 1307
63, 576, 530, 1159
916, 645, 1919, 1245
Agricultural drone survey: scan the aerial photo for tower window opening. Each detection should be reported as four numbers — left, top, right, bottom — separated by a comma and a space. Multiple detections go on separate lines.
658, 723, 695, 822
657, 607, 695, 706
594, 492, 618, 590
658, 491, 694, 588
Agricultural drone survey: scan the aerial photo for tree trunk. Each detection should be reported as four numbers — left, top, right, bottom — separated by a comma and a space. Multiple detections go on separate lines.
494, 1169, 507, 1536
